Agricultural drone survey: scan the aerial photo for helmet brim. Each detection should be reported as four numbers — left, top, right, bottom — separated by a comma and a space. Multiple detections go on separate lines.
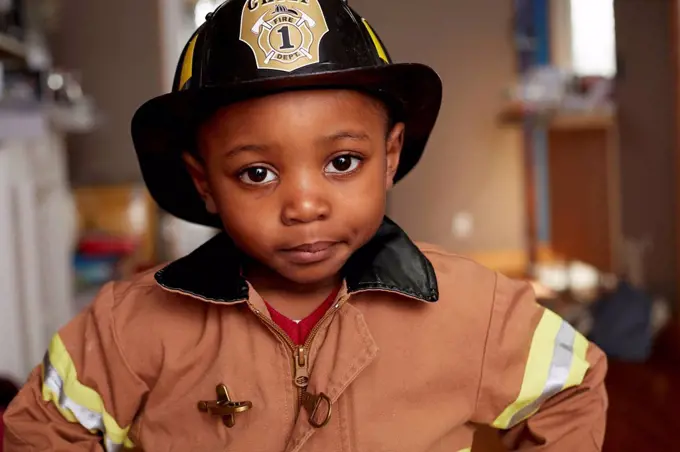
131, 63, 442, 227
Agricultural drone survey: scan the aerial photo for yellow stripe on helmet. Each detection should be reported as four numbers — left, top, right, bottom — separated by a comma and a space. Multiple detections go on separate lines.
362, 19, 389, 64
178, 33, 200, 91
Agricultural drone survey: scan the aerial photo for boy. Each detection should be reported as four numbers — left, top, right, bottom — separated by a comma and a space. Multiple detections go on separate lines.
3, 0, 607, 451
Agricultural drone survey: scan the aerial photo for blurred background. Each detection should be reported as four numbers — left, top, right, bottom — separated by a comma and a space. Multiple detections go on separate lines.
0, 0, 676, 450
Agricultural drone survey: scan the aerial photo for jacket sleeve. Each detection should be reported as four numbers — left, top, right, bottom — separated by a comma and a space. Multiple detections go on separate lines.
472, 273, 608, 451
3, 282, 149, 451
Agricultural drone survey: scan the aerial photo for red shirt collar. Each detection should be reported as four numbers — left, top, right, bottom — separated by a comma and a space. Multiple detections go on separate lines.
264, 286, 340, 345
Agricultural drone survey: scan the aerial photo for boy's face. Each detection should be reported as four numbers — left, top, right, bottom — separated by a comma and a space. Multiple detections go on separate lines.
185, 90, 404, 285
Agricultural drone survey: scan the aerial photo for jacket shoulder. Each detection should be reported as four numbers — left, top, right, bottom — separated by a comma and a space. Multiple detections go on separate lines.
109, 264, 166, 301
414, 241, 535, 320
104, 263, 198, 316
415, 242, 498, 288
89, 265, 204, 386
92, 264, 202, 344
414, 242, 527, 317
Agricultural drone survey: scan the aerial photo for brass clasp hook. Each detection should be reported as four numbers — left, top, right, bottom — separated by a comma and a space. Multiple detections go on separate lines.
198, 384, 252, 428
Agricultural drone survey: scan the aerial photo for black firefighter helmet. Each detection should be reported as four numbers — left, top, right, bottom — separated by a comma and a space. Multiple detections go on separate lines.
131, 0, 442, 227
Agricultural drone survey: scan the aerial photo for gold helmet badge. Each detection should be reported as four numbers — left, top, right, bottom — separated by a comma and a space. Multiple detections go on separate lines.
240, 0, 329, 72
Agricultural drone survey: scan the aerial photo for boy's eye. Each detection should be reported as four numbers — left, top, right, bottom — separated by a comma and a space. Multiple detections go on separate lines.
325, 155, 361, 174
239, 166, 278, 185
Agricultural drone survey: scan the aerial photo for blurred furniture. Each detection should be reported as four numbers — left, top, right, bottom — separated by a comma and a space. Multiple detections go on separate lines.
72, 185, 159, 312
547, 112, 622, 273
0, 114, 78, 382
0, 32, 25, 61
74, 185, 158, 266
500, 108, 622, 276
0, 0, 99, 384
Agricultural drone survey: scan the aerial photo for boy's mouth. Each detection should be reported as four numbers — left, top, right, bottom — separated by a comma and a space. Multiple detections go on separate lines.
279, 241, 340, 264
285, 241, 337, 253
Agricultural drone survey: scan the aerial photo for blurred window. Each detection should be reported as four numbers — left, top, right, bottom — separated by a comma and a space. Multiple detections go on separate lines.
570, 0, 616, 77
194, 0, 219, 28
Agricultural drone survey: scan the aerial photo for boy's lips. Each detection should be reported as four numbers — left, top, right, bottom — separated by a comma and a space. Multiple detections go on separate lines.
279, 241, 340, 264
284, 241, 338, 253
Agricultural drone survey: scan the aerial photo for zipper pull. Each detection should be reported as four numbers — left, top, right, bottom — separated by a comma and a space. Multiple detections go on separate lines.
294, 346, 309, 388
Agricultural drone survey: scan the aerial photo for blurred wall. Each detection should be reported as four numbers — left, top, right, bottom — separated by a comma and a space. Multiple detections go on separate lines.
49, 0, 165, 185
615, 0, 678, 300
353, 0, 525, 254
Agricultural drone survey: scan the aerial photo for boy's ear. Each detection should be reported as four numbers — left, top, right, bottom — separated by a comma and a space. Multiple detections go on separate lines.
182, 152, 218, 214
385, 122, 405, 190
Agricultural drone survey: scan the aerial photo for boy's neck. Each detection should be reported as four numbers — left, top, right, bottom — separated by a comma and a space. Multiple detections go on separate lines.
243, 261, 341, 320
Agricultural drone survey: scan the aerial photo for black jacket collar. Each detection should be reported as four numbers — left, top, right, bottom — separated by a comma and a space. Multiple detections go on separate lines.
155, 217, 438, 303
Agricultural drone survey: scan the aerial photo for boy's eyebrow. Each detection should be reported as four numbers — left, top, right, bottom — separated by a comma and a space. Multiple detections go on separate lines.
220, 131, 370, 159
222, 144, 268, 159
323, 131, 370, 142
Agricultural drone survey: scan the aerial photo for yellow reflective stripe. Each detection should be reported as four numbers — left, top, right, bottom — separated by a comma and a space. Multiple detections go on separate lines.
457, 448, 472, 452
41, 334, 134, 450
362, 19, 389, 63
492, 309, 590, 429
492, 309, 561, 428
178, 33, 199, 90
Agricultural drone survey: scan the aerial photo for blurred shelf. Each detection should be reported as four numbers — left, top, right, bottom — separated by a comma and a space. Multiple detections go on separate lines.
0, 102, 97, 139
0, 32, 27, 62
499, 105, 616, 130
48, 104, 98, 133
550, 111, 615, 130
0, 105, 46, 139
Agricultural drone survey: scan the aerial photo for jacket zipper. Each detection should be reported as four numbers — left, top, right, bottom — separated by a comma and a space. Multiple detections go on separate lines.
249, 294, 347, 417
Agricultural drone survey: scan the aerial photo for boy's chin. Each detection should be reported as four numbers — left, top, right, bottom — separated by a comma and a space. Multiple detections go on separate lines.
273, 260, 346, 287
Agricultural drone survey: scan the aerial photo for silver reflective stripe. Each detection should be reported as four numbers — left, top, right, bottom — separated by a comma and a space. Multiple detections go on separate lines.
105, 437, 125, 452
507, 320, 576, 427
43, 354, 125, 452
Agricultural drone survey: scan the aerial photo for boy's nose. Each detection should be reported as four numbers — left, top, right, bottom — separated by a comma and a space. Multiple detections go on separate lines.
280, 177, 330, 226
